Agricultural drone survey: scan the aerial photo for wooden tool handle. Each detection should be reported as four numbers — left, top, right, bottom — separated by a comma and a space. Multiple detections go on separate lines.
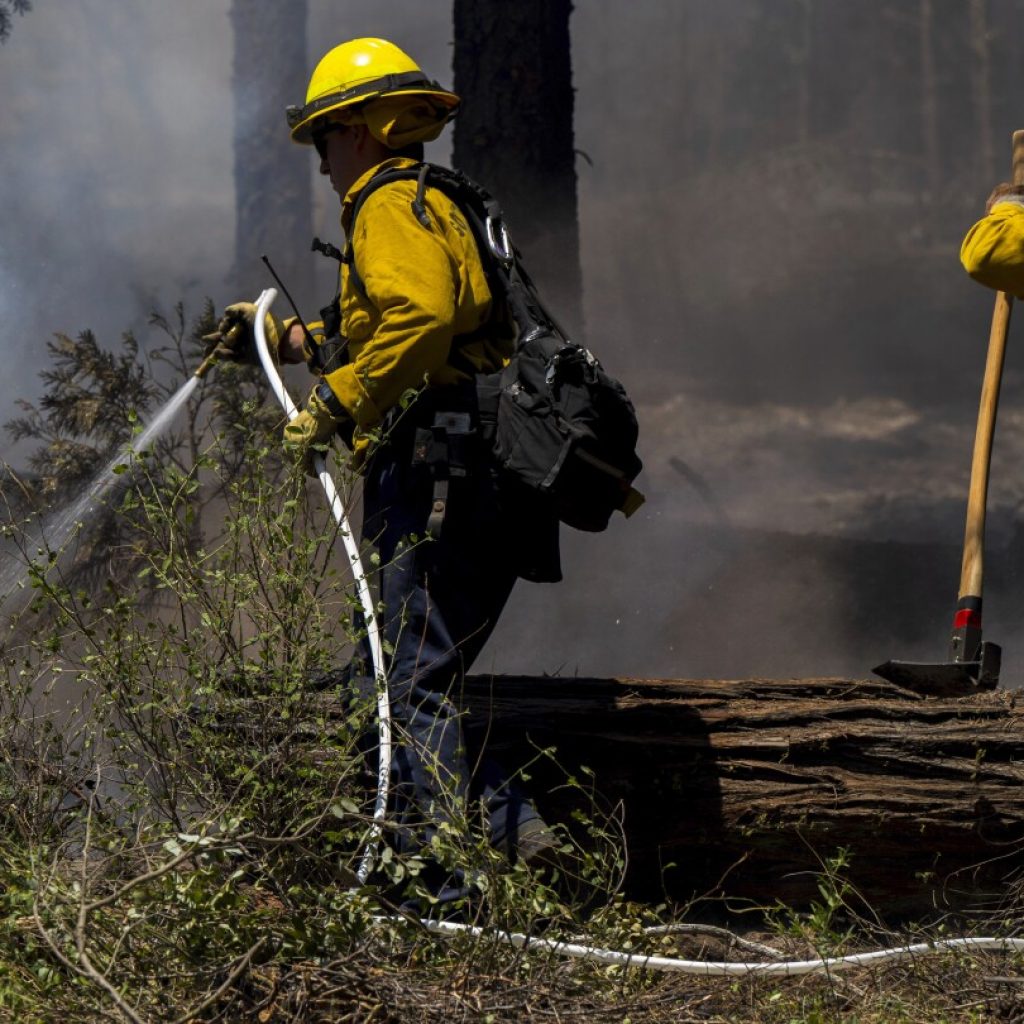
1013, 129, 1024, 186
957, 131, 1024, 600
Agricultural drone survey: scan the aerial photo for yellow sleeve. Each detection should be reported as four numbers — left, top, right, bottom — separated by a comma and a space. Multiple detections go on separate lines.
960, 201, 1024, 297
325, 187, 457, 431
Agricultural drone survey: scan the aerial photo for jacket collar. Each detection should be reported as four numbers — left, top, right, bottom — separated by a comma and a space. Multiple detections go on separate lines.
341, 156, 421, 231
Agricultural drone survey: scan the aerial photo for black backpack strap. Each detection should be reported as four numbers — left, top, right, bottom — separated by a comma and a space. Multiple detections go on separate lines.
344, 165, 426, 300
346, 165, 507, 299
343, 163, 561, 376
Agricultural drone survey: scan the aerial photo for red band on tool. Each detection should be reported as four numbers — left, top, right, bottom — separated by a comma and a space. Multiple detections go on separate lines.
953, 608, 982, 629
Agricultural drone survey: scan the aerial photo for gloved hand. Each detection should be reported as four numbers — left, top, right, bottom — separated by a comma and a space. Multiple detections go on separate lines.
201, 302, 286, 365
283, 384, 349, 476
985, 183, 1024, 214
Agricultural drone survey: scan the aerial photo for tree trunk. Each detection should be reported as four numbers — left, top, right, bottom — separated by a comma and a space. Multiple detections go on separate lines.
452, 0, 583, 336
454, 675, 1024, 916
793, 0, 814, 146
918, 0, 940, 204
230, 0, 311, 295
969, 0, 995, 184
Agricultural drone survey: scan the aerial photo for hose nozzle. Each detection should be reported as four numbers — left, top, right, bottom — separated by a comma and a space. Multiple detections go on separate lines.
193, 352, 219, 379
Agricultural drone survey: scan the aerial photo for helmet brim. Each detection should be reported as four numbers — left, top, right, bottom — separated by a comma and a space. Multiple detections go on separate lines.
288, 82, 460, 145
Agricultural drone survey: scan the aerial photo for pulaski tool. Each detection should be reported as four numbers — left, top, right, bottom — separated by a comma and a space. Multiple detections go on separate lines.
874, 130, 1024, 696
872, 130, 1024, 696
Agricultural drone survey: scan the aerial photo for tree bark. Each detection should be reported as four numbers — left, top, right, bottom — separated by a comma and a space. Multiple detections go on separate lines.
453, 675, 1024, 916
230, 0, 310, 294
452, 0, 583, 336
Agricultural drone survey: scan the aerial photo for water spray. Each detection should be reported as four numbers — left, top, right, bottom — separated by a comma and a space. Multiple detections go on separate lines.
1, 357, 208, 608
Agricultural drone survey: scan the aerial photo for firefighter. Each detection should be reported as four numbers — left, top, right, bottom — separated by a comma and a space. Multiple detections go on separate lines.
203, 38, 560, 906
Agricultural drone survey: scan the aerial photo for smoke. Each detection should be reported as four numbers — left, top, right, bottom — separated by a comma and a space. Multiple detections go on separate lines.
4, 1, 1024, 682
0, 0, 233, 431
0, 0, 455, 430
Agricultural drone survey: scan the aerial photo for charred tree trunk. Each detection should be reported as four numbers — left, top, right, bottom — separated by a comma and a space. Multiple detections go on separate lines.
230, 0, 310, 294
454, 675, 1024, 916
452, 0, 583, 336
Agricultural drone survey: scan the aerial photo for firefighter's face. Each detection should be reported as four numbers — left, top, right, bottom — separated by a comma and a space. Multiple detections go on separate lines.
314, 121, 357, 196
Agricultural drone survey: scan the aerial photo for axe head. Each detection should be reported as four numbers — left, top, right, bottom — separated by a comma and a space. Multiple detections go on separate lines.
873, 641, 1001, 697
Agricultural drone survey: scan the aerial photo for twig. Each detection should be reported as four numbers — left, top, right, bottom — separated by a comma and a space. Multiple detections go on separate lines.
67, 767, 149, 1024
82, 839, 205, 916
33, 899, 147, 1024
169, 937, 267, 1024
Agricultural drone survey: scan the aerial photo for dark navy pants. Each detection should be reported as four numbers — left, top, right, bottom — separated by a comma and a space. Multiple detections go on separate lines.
358, 407, 544, 862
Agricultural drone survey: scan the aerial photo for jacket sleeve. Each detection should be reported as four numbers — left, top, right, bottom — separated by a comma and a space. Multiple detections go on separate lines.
324, 188, 457, 431
961, 201, 1024, 298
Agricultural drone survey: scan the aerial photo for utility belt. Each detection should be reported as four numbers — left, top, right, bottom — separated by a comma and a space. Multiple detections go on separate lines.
309, 287, 498, 541
382, 383, 479, 541
412, 409, 474, 540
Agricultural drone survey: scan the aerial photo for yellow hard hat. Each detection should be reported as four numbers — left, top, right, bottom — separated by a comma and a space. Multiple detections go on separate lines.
286, 37, 459, 146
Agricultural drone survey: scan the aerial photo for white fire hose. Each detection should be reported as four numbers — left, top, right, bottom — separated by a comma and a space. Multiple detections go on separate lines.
254, 288, 390, 886
253, 288, 1024, 978
412, 924, 1024, 976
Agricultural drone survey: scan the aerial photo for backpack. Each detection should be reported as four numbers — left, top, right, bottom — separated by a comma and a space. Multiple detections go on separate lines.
344, 162, 644, 533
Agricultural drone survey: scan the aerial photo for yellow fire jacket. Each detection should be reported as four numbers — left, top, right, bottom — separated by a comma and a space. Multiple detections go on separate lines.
960, 200, 1024, 298
316, 157, 513, 463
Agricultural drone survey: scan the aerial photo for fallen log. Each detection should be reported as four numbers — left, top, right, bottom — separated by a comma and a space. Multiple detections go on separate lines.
221, 674, 1024, 916
454, 675, 1024, 916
